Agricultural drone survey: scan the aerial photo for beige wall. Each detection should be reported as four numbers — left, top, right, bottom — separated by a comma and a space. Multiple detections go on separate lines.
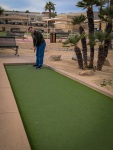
54, 12, 99, 32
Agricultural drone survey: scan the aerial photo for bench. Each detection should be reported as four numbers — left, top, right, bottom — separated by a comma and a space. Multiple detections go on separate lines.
0, 36, 19, 56
56, 32, 69, 38
35, 28, 44, 33
10, 28, 20, 32
6, 31, 25, 39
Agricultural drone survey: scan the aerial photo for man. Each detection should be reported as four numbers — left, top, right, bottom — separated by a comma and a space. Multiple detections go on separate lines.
28, 26, 46, 69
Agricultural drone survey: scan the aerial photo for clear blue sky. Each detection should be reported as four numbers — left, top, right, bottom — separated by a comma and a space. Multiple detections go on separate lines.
0, 0, 99, 14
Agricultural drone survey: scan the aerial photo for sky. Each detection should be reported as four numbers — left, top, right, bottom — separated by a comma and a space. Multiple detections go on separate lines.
0, 0, 99, 14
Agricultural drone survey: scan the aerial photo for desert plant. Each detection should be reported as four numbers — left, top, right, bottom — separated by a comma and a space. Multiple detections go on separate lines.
98, 6, 113, 56
63, 34, 84, 69
95, 31, 107, 70
98, 31, 113, 70
104, 6, 113, 55
76, 0, 99, 68
87, 33, 97, 69
100, 79, 112, 87
95, 0, 108, 30
71, 14, 88, 67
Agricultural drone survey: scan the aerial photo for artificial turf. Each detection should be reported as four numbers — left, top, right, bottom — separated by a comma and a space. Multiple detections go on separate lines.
5, 65, 113, 150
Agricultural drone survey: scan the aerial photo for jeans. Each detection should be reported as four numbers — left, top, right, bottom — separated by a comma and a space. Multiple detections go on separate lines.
36, 42, 46, 67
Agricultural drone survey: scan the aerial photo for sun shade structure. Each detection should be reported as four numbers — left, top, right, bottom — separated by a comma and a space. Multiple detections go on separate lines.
31, 21, 47, 24
53, 21, 72, 24
43, 17, 71, 22
43, 17, 72, 38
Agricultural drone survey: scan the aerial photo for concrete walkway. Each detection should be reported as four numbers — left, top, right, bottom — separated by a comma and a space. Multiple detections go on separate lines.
0, 55, 32, 150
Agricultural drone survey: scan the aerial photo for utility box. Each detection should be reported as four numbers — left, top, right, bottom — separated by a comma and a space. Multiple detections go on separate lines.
50, 32, 53, 43
53, 33, 56, 43
50, 32, 56, 43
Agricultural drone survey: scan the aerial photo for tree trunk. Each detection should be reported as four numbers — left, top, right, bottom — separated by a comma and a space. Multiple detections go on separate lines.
74, 46, 83, 69
110, 0, 113, 6
97, 45, 104, 70
89, 46, 94, 68
79, 26, 88, 68
87, 7, 95, 68
49, 10, 51, 18
109, 0, 113, 50
103, 22, 112, 59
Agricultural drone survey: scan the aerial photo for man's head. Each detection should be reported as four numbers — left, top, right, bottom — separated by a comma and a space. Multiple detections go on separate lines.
28, 26, 34, 33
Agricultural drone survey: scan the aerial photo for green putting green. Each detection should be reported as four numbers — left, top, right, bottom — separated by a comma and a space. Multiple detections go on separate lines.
5, 65, 113, 150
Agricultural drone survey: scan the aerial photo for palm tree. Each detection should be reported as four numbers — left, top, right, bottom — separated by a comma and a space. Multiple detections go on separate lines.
71, 14, 87, 67
63, 34, 84, 69
0, 6, 4, 16
99, 6, 113, 58
96, 0, 108, 30
110, 0, 113, 5
44, 1, 55, 18
95, 31, 109, 70
76, 0, 99, 68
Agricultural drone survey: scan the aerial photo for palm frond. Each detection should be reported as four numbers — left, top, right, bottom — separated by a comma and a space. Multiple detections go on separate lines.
95, 31, 107, 44
87, 33, 97, 46
96, 0, 108, 7
76, 0, 100, 8
44, 1, 55, 11
71, 14, 87, 25
62, 34, 85, 46
76, 1, 88, 9
98, 14, 107, 22
99, 6, 113, 22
